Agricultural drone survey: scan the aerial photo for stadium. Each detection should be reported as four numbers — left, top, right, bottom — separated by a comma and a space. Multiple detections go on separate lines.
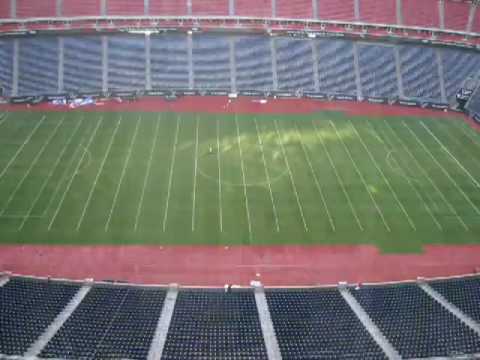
1, 0, 480, 358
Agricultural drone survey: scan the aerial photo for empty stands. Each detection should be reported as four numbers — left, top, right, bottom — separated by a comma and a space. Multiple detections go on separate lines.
62, 0, 101, 17
0, 1, 10, 19
149, 0, 187, 16
276, 0, 313, 19
318, 0, 355, 21
359, 0, 397, 25
0, 39, 13, 96
106, 0, 145, 16
441, 48, 480, 100
444, 0, 470, 31
108, 35, 146, 90
401, 0, 440, 28
16, 0, 57, 18
192, 0, 229, 16
235, 0, 272, 17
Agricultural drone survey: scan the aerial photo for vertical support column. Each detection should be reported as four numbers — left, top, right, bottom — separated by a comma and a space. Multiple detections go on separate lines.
10, 0, 16, 18
312, 0, 318, 19
187, 0, 192, 15
56, 0, 63, 16
394, 45, 404, 98
467, 2, 477, 33
436, 48, 447, 103
102, 36, 108, 93
229, 37, 237, 92
270, 37, 278, 91
101, 0, 107, 16
352, 42, 363, 100
145, 34, 151, 91
396, 0, 403, 25
311, 40, 320, 92
144, 0, 149, 15
12, 39, 19, 96
271, 0, 276, 18
438, 0, 445, 30
58, 37, 64, 93
187, 34, 194, 90
229, 0, 235, 16
354, 0, 360, 21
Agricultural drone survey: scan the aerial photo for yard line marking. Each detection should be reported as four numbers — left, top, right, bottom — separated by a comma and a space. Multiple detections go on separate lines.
0, 113, 9, 127
76, 117, 121, 231
458, 124, 480, 149
216, 118, 223, 232
368, 122, 442, 231
18, 118, 84, 231
312, 120, 363, 231
273, 119, 309, 232
404, 121, 480, 217
235, 115, 253, 241
294, 122, 335, 232
254, 118, 280, 232
0, 115, 46, 181
105, 117, 141, 231
350, 120, 416, 231
1, 117, 65, 216
134, 116, 161, 231
386, 120, 468, 230
329, 120, 390, 232
421, 121, 480, 188
48, 116, 103, 231
192, 116, 199, 232
162, 116, 180, 232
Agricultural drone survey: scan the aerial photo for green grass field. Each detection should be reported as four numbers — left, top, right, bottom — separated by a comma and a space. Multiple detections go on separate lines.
0, 110, 479, 252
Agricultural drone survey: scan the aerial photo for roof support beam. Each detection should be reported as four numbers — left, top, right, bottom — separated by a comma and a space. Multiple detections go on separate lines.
58, 37, 64, 93
102, 35, 108, 92
467, 2, 477, 33
396, 0, 403, 25
436, 48, 447, 102
229, 36, 237, 92
270, 37, 278, 91
439, 0, 445, 30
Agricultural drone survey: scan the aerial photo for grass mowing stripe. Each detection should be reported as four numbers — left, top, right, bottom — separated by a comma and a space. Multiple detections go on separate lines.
162, 116, 180, 232
254, 118, 280, 232
421, 121, 480, 188
216, 118, 223, 232
76, 117, 121, 231
329, 120, 391, 232
404, 121, 480, 217
134, 116, 161, 232
105, 117, 141, 231
18, 118, 84, 231
312, 120, 363, 231
274, 119, 308, 232
385, 120, 468, 231
293, 121, 335, 232
235, 115, 253, 241
438, 122, 480, 171
192, 116, 199, 232
1, 117, 65, 215
368, 121, 442, 231
350, 120, 416, 231
48, 116, 103, 230
457, 123, 480, 149
0, 115, 46, 181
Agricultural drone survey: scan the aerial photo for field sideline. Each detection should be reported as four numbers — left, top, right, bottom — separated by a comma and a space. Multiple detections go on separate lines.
0, 109, 479, 253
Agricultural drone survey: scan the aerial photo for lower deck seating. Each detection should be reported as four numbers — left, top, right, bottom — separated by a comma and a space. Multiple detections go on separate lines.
151, 34, 189, 89
276, 38, 315, 92
0, 39, 13, 96
108, 35, 146, 90
441, 48, 480, 100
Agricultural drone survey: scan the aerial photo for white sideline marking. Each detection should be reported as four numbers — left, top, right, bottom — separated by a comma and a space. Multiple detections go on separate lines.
294, 122, 335, 232
0, 113, 9, 127
162, 116, 180, 232
329, 120, 390, 232
0, 115, 46, 181
235, 115, 253, 241
350, 121, 416, 231
368, 122, 442, 231
254, 118, 280, 232
312, 120, 363, 231
404, 122, 480, 217
135, 116, 161, 231
421, 121, 480, 188
459, 123, 480, 149
105, 117, 141, 231
192, 117, 199, 231
273, 119, 308, 232
1, 117, 64, 216
76, 117, 121, 231
216, 119, 223, 232
438, 122, 480, 170
385, 120, 468, 231
48, 117, 104, 231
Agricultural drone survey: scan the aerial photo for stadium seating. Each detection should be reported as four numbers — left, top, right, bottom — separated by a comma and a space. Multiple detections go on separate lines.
358, 44, 399, 98
62, 0, 101, 17
162, 289, 268, 360
192, 0, 229, 16
351, 283, 480, 358
235, 0, 272, 17
444, 0, 470, 31
0, 1, 10, 19
16, 0, 57, 18
0, 277, 80, 356
441, 47, 480, 100
318, 0, 355, 21
108, 35, 146, 90
401, 0, 440, 28
106, 0, 144, 16
0, 39, 13, 96
276, 0, 313, 19
359, 0, 397, 25
266, 288, 385, 359
472, 5, 480, 33
149, 0, 187, 16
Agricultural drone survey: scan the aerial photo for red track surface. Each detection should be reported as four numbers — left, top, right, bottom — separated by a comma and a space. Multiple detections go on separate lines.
1, 96, 479, 286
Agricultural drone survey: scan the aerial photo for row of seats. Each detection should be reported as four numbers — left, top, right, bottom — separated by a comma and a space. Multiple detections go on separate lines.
0, 0, 478, 34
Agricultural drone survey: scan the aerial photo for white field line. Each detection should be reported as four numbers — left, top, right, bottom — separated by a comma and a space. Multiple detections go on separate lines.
0, 115, 46, 181
458, 123, 480, 149
294, 122, 335, 231
105, 117, 141, 231
368, 122, 442, 231
273, 119, 309, 232
312, 120, 363, 231
216, 118, 223, 232
329, 120, 391, 232
385, 120, 468, 230
235, 115, 253, 241
162, 116, 180, 232
421, 121, 480, 188
76, 117, 121, 231
192, 117, 199, 232
1, 117, 65, 216
0, 113, 9, 127
350, 121, 416, 231
18, 118, 84, 231
134, 116, 161, 232
254, 118, 280, 232
48, 117, 104, 230
404, 121, 480, 217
